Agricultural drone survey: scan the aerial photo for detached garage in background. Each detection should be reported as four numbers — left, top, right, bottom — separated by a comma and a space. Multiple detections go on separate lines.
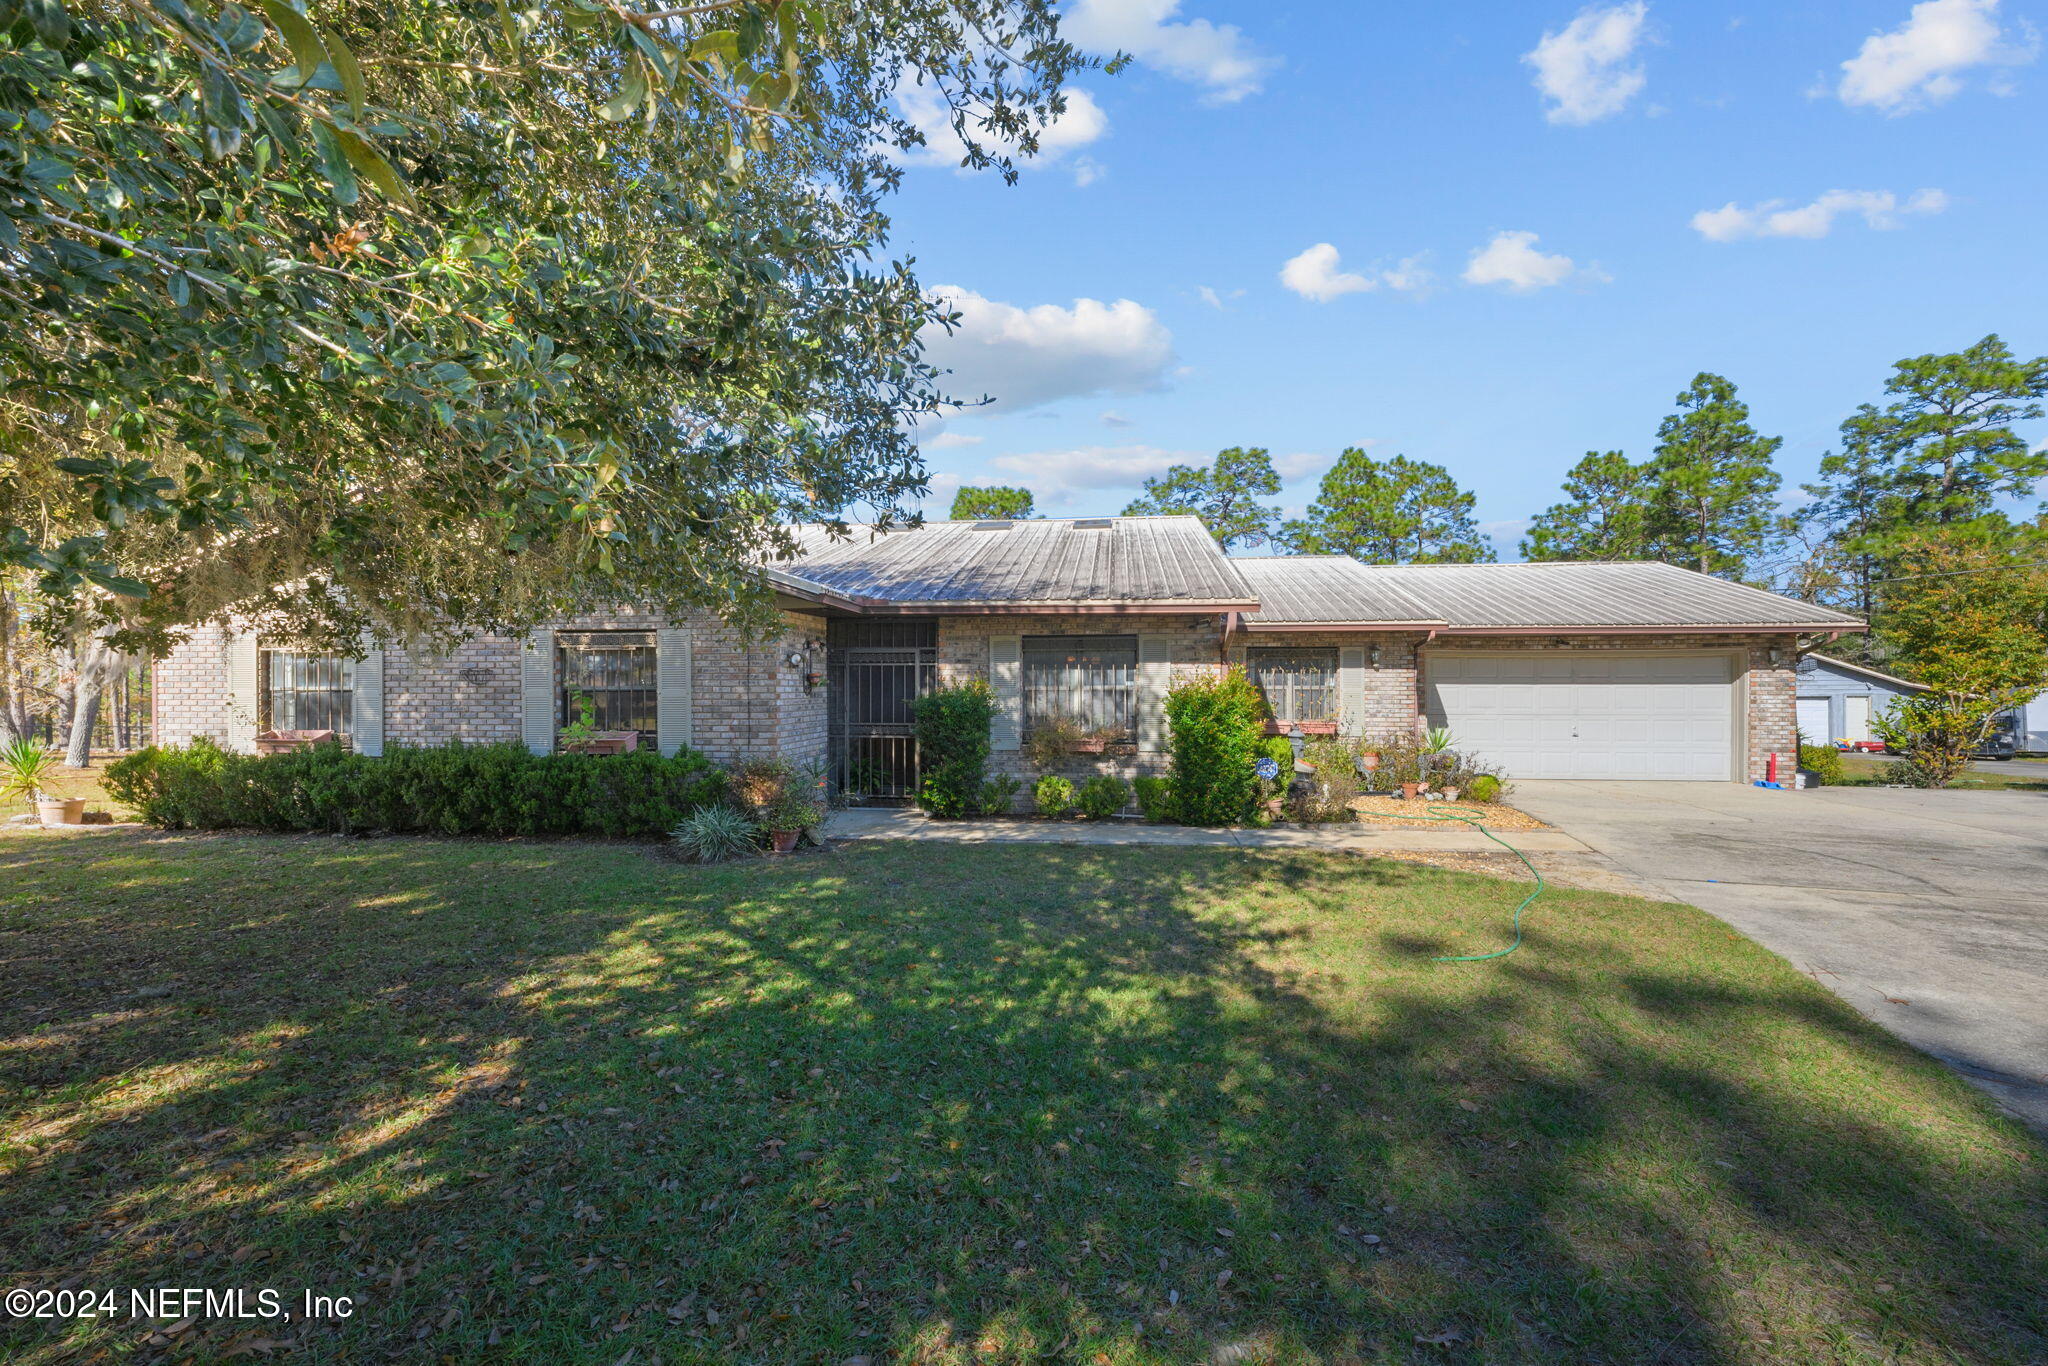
1792, 654, 1926, 747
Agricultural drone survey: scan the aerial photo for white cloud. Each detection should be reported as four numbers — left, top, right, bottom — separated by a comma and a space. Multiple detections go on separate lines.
923, 431, 986, 449
1099, 410, 1133, 428
1196, 285, 1246, 309
1278, 245, 1435, 303
921, 286, 1176, 415
897, 82, 1109, 172
1837, 0, 2035, 113
1461, 231, 1602, 292
1273, 450, 1335, 482
987, 444, 1191, 504
1691, 188, 1950, 241
1280, 243, 1375, 302
1070, 156, 1106, 188
1524, 2, 1652, 125
1062, 0, 1278, 103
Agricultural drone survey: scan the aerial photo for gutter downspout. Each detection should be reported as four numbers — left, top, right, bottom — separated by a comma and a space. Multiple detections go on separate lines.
1414, 628, 1439, 739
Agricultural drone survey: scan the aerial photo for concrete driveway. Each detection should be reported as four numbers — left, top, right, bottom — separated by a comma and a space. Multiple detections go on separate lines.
1511, 779, 2048, 1132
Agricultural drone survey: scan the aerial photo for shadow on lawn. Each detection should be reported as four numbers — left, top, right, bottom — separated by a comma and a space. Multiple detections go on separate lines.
1, 832, 2044, 1364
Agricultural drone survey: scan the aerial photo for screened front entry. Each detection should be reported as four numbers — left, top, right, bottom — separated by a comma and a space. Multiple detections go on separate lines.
828, 620, 937, 801
558, 631, 658, 735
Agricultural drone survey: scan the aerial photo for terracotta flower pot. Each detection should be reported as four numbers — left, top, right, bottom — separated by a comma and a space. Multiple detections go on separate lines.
1440, 785, 1461, 802
37, 798, 86, 826
1357, 752, 1381, 771
1399, 782, 1424, 800
769, 829, 801, 854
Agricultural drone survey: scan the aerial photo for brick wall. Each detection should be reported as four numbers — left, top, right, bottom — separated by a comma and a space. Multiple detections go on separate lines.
934, 614, 1225, 794
152, 623, 233, 747
154, 608, 1801, 788
152, 608, 830, 770
1235, 629, 1430, 741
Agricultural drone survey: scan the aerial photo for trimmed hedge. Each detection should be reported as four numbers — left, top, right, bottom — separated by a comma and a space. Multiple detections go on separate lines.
913, 681, 996, 818
105, 737, 725, 839
1162, 670, 1264, 826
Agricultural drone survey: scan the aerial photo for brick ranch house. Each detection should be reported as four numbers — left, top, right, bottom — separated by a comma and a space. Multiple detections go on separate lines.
153, 515, 1863, 792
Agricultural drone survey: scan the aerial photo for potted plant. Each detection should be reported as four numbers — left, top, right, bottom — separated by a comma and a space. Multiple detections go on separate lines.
761, 767, 827, 853
556, 691, 639, 755
1, 737, 80, 826
255, 728, 337, 755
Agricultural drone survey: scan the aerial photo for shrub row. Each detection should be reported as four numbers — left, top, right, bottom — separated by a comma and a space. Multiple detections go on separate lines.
106, 738, 725, 839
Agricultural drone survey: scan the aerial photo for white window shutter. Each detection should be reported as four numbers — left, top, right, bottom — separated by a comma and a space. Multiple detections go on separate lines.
1137, 634, 1172, 751
1339, 645, 1367, 737
989, 635, 1022, 751
521, 632, 556, 755
656, 627, 693, 755
225, 631, 260, 753
353, 640, 385, 756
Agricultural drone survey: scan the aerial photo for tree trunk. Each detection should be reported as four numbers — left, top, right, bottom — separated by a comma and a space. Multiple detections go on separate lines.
66, 680, 101, 767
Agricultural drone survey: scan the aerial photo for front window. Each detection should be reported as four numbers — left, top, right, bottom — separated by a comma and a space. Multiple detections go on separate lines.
1247, 648, 1338, 724
264, 651, 354, 740
558, 631, 657, 735
1023, 634, 1137, 739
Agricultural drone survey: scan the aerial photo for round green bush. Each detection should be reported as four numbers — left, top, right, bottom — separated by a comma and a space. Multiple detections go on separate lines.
1163, 671, 1264, 826
1466, 773, 1502, 803
1076, 774, 1131, 820
1133, 776, 1177, 822
1033, 774, 1075, 817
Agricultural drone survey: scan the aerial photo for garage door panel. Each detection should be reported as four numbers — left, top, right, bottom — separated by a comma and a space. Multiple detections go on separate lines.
1428, 652, 1735, 782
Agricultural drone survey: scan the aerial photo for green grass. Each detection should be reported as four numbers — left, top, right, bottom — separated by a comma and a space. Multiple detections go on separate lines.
1835, 752, 2048, 792
3, 833, 2043, 1364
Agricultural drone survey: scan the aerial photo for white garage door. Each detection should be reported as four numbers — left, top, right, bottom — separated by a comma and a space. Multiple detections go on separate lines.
1796, 697, 1831, 745
1426, 652, 1735, 781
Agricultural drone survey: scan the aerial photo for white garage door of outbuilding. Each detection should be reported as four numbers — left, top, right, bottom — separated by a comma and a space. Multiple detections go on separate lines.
1796, 697, 1830, 745
1426, 651, 1738, 781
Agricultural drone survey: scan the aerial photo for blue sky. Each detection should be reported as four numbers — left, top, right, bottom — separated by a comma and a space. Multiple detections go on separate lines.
886, 0, 2047, 557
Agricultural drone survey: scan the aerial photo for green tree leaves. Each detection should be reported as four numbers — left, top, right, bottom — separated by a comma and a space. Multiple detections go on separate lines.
949, 486, 1037, 520
1281, 450, 1494, 564
1122, 447, 1281, 549
1520, 451, 1651, 562
0, 0, 1093, 646
1645, 372, 1783, 577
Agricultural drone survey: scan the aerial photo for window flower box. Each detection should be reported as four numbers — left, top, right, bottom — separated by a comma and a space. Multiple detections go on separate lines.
256, 729, 337, 754
559, 730, 640, 756
1264, 719, 1338, 736
1067, 737, 1108, 755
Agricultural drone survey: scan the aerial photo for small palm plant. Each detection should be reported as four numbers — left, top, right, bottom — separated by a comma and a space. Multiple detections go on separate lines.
0, 736, 64, 813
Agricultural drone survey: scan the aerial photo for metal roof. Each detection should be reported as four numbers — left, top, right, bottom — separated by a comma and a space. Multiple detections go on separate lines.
1234, 558, 1863, 631
1231, 557, 1446, 626
772, 516, 1258, 611
1796, 653, 1927, 691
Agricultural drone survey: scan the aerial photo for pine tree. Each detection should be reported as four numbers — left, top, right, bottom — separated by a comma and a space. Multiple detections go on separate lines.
1122, 447, 1282, 549
1280, 451, 1494, 563
1645, 373, 1783, 577
1521, 451, 1653, 561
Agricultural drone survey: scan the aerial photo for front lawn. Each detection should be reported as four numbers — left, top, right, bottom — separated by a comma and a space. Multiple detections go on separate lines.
3, 834, 2043, 1364
1835, 752, 2048, 792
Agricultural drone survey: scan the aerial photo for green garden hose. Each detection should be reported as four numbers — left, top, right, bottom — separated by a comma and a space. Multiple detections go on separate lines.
1400, 804, 1547, 962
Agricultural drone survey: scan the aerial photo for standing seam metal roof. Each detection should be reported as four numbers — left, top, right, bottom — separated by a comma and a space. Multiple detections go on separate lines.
775, 516, 1258, 607
1232, 558, 1862, 629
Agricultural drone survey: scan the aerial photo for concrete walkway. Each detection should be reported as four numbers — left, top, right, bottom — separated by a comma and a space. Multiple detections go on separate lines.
824, 805, 1592, 854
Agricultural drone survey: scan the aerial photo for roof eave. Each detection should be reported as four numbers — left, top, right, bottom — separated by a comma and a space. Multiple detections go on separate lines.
1432, 621, 1869, 636
1240, 619, 1448, 631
